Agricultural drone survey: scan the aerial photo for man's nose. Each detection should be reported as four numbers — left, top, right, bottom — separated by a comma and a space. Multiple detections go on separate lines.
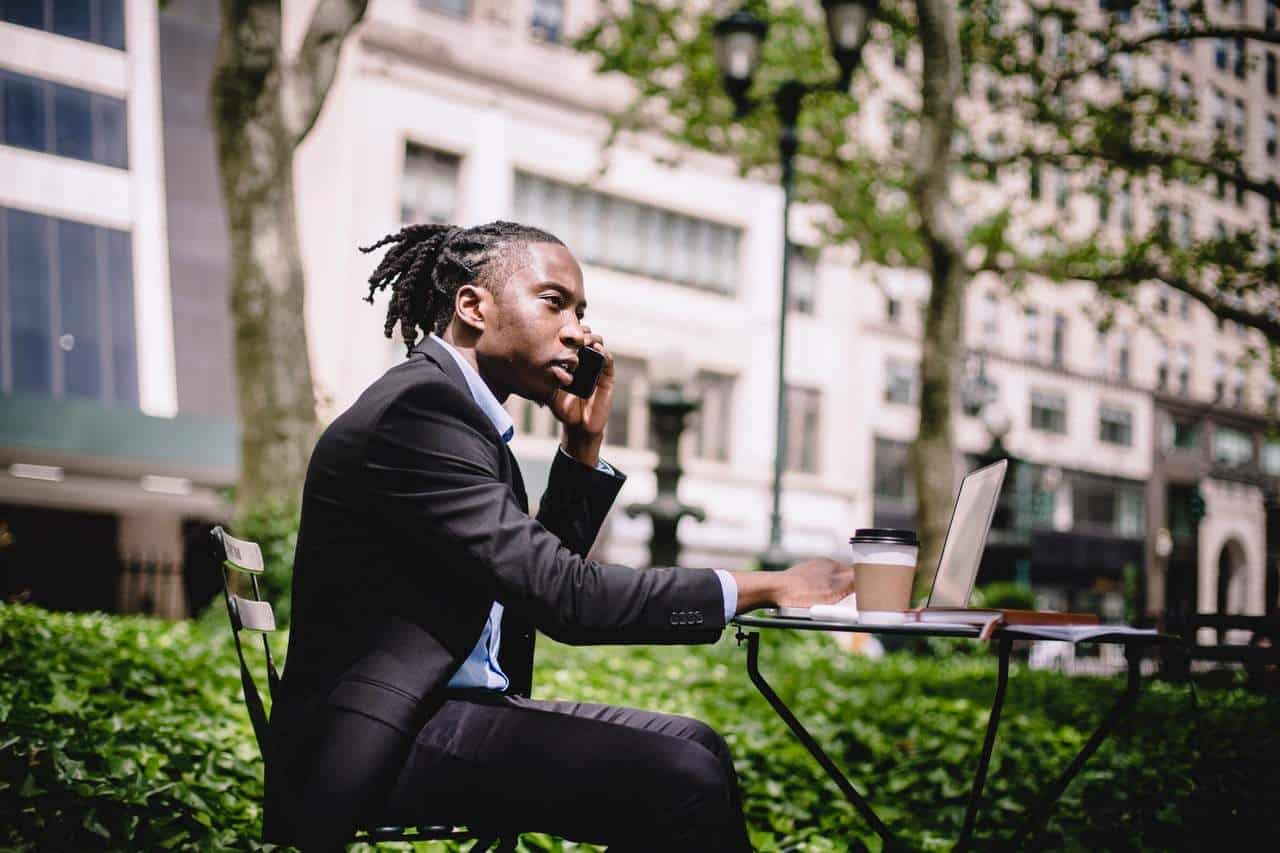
561, 320, 585, 348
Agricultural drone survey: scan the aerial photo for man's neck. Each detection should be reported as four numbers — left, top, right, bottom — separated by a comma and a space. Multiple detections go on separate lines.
437, 329, 509, 401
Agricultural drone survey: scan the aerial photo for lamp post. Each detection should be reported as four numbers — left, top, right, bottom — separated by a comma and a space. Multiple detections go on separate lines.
713, 0, 878, 570
626, 357, 706, 568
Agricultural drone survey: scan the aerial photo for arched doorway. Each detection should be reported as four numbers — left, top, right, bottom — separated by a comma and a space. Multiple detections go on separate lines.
1217, 539, 1248, 614
1216, 539, 1249, 642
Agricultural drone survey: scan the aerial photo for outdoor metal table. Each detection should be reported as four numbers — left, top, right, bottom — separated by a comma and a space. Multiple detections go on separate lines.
732, 614, 1179, 851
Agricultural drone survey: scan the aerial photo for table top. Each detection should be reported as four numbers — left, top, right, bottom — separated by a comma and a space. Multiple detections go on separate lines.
732, 615, 1180, 646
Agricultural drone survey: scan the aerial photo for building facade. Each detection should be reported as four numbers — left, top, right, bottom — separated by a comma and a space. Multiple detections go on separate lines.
0, 0, 236, 617
2, 0, 1276, 624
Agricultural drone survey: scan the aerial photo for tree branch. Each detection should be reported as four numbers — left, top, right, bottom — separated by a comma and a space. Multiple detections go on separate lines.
1050, 26, 1280, 93
284, 0, 370, 145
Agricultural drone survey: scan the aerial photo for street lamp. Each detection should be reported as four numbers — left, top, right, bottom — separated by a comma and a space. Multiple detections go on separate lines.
626, 353, 706, 568
712, 1, 879, 570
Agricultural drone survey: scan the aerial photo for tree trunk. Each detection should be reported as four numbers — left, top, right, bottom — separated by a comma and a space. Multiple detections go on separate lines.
211, 0, 368, 513
909, 0, 966, 593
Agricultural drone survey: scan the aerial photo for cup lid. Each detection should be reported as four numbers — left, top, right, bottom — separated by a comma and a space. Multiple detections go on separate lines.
849, 528, 919, 546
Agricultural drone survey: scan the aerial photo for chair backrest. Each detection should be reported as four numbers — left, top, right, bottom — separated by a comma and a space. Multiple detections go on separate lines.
210, 524, 282, 725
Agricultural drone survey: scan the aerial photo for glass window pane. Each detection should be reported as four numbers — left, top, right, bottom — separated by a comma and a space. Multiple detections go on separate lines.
53, 83, 93, 161
52, 0, 92, 41
105, 228, 136, 405
5, 208, 53, 393
57, 219, 102, 399
1, 0, 45, 29
3, 71, 48, 152
401, 145, 459, 225
93, 94, 128, 168
98, 0, 125, 49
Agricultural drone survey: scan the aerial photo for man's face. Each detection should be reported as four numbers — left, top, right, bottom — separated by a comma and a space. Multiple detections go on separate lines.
474, 241, 588, 404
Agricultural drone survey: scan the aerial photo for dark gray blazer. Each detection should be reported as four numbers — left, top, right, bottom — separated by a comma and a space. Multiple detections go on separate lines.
269, 335, 726, 844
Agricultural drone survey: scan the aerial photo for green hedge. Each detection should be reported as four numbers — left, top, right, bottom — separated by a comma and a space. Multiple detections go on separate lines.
2, 602, 1278, 851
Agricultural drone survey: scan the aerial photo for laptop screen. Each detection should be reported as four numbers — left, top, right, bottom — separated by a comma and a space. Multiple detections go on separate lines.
927, 460, 1007, 608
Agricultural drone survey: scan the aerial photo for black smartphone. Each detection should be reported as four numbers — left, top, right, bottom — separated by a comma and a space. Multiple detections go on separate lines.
565, 346, 605, 398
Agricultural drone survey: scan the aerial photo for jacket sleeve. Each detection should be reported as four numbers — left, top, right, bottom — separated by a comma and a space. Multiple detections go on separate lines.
535, 449, 625, 558
363, 383, 725, 646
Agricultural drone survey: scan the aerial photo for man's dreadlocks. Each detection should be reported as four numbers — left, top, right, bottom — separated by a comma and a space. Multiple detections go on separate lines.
360, 220, 564, 355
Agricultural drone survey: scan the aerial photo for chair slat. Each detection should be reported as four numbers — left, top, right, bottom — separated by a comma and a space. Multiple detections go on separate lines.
215, 527, 265, 574
231, 595, 277, 633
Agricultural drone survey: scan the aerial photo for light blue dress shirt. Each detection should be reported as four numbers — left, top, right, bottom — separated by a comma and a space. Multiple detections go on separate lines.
429, 334, 738, 691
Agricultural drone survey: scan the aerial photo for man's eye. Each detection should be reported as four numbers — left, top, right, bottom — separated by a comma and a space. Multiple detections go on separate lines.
543, 294, 563, 308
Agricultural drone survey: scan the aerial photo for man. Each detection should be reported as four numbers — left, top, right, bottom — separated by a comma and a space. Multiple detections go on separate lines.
270, 220, 857, 850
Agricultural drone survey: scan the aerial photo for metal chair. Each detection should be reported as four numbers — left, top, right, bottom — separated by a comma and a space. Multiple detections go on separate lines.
211, 526, 515, 851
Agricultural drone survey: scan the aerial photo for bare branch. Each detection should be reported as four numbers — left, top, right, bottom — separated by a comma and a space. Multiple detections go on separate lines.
284, 0, 370, 145
1050, 26, 1280, 94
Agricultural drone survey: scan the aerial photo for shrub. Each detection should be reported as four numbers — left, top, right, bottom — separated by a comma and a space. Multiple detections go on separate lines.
3, 602, 1278, 851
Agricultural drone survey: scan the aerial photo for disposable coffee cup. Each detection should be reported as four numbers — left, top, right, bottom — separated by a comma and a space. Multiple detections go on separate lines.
849, 528, 919, 615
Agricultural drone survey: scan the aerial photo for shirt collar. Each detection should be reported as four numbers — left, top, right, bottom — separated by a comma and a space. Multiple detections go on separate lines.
429, 333, 515, 444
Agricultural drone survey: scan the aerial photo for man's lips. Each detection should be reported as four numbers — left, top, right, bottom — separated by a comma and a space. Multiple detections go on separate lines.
551, 364, 575, 386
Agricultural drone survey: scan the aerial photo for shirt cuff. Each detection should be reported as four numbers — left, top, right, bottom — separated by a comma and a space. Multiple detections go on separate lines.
713, 569, 738, 622
557, 446, 615, 476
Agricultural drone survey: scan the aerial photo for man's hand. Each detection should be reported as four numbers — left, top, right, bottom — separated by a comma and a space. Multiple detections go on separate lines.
549, 326, 614, 467
730, 558, 856, 614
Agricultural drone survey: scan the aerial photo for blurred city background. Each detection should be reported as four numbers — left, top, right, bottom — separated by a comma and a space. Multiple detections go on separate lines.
1, 0, 1277, 651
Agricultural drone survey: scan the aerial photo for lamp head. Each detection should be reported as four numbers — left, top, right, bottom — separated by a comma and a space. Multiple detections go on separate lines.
822, 0, 878, 89
981, 401, 1012, 441
713, 8, 768, 118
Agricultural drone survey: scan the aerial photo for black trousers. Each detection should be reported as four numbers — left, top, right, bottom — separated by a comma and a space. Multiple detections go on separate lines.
301, 693, 752, 851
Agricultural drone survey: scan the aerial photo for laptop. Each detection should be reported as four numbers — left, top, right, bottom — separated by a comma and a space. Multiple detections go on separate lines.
769, 458, 1008, 620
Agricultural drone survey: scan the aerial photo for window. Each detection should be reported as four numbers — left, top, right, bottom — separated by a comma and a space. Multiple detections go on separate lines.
1030, 389, 1068, 434
1179, 9, 1192, 53
1, 0, 125, 49
783, 385, 822, 474
1029, 162, 1041, 200
1213, 426, 1254, 467
1023, 306, 1040, 361
1117, 183, 1133, 233
1267, 115, 1277, 159
689, 371, 734, 462
1072, 474, 1144, 537
603, 356, 647, 449
530, 0, 564, 42
1268, 53, 1277, 96
1051, 313, 1067, 368
1215, 39, 1228, 71
981, 291, 999, 342
885, 294, 901, 324
1231, 362, 1247, 407
884, 358, 917, 405
1168, 418, 1199, 452
786, 245, 817, 314
873, 437, 915, 515
1234, 37, 1246, 79
1156, 340, 1170, 390
1098, 404, 1133, 446
1214, 353, 1228, 402
0, 207, 137, 405
1, 71, 128, 169
1263, 441, 1280, 476
400, 144, 459, 225
1232, 99, 1246, 148
1213, 88, 1227, 134
1054, 167, 1070, 210
514, 172, 741, 294
420, 0, 469, 16
1177, 344, 1192, 394
1115, 330, 1130, 381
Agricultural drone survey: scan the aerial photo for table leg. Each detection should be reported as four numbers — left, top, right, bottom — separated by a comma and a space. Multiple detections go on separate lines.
741, 630, 898, 848
955, 636, 1013, 852
1006, 647, 1143, 849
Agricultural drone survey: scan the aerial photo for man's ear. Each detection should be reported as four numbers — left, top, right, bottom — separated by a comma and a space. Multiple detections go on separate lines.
454, 283, 491, 333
